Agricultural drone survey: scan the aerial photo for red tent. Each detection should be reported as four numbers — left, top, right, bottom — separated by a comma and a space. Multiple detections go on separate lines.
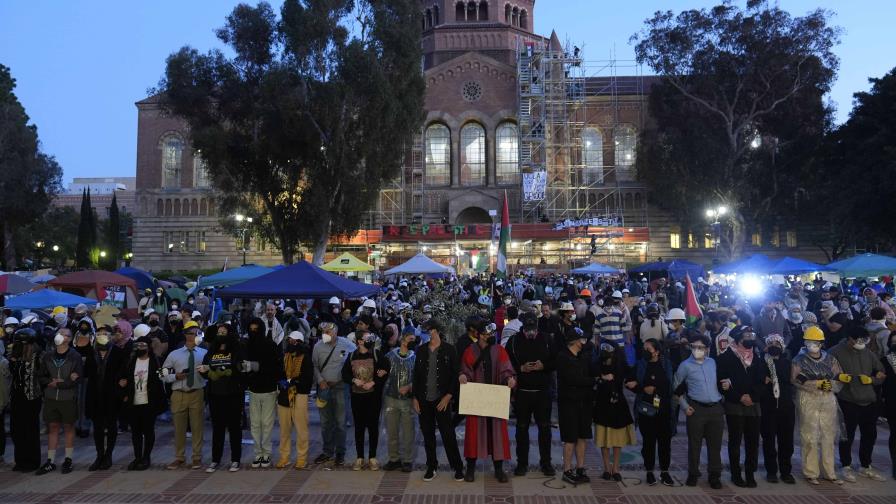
48, 270, 139, 317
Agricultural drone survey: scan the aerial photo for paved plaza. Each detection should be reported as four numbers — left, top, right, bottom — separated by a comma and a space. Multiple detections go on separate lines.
1, 402, 895, 504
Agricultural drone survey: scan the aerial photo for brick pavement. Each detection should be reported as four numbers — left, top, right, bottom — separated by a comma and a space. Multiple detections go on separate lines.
1, 401, 894, 504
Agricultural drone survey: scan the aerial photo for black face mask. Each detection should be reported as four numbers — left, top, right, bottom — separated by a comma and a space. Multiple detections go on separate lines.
404, 339, 417, 352
79, 327, 90, 334
889, 343, 896, 354
148, 320, 159, 327
741, 339, 755, 349
767, 346, 782, 357
364, 340, 375, 350
486, 335, 497, 345
135, 348, 148, 357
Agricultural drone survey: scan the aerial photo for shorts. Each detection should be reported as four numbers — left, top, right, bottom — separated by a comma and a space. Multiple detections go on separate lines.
43, 398, 78, 424
558, 397, 592, 443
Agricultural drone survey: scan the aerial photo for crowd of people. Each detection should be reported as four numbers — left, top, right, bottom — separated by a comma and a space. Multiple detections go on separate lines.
0, 271, 895, 490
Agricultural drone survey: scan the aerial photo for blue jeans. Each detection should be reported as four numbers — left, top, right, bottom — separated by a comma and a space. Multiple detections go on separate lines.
319, 383, 347, 458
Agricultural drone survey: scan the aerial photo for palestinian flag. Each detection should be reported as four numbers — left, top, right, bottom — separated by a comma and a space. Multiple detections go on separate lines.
684, 273, 703, 327
496, 191, 510, 277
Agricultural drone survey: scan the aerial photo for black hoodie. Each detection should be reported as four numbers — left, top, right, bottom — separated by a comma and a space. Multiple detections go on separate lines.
245, 317, 284, 393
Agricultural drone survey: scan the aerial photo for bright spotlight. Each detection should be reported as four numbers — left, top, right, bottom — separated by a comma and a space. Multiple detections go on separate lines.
740, 275, 764, 298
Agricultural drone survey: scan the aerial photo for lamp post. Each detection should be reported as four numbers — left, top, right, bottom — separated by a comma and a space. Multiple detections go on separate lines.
234, 214, 254, 266
705, 205, 728, 259
34, 241, 45, 269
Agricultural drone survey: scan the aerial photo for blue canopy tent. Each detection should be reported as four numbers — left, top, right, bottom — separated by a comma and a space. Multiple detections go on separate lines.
198, 265, 275, 289
711, 254, 776, 275
218, 260, 379, 299
4, 290, 97, 310
629, 260, 705, 281
826, 253, 896, 278
570, 262, 619, 275
767, 257, 834, 276
115, 267, 155, 291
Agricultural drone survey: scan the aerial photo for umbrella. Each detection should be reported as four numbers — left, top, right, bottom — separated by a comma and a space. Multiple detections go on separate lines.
3, 290, 97, 310
219, 260, 379, 299
0, 274, 38, 295
31, 274, 57, 284
165, 287, 188, 303
767, 257, 834, 276
115, 267, 155, 291
711, 254, 776, 275
826, 253, 896, 278
198, 265, 276, 289
322, 253, 374, 272
570, 262, 619, 275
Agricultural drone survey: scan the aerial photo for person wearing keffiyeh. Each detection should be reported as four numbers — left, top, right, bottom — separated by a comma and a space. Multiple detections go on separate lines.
759, 334, 796, 484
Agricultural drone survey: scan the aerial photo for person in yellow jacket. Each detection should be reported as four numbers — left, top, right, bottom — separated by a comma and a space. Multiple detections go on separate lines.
276, 332, 314, 469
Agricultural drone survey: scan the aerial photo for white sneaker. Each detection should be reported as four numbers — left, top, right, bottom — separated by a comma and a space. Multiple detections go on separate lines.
368, 458, 380, 471
260, 457, 271, 468
352, 458, 365, 471
841, 467, 857, 483
251, 457, 263, 469
205, 462, 218, 474
229, 462, 241, 472
859, 466, 886, 482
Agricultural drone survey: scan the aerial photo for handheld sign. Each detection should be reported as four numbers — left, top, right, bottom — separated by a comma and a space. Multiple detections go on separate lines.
458, 382, 511, 420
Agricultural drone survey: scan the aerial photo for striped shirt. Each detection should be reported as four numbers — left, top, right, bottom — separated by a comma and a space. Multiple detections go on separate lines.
595, 307, 624, 344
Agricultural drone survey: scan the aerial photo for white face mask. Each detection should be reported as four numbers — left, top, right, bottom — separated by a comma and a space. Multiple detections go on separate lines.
806, 342, 821, 353
570, 314, 576, 321
853, 342, 866, 351
54, 334, 65, 346
692, 348, 706, 360
321, 334, 333, 344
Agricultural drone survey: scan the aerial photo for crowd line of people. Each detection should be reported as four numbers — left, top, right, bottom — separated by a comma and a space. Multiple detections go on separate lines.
0, 272, 895, 490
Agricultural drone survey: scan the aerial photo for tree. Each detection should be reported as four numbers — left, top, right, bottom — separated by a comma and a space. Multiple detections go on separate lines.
106, 192, 121, 268
802, 67, 896, 258
76, 188, 97, 268
0, 64, 63, 270
16, 206, 80, 269
158, 0, 425, 264
631, 0, 839, 259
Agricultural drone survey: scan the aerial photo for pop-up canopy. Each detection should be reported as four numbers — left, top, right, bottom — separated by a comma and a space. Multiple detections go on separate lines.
322, 253, 374, 272
826, 253, 896, 278
197, 265, 275, 289
570, 262, 619, 275
218, 260, 379, 299
3, 289, 97, 310
384, 253, 455, 276
629, 259, 704, 281
711, 254, 776, 275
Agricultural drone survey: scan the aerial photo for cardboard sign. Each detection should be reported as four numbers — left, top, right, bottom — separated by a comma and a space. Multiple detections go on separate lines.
458, 382, 511, 420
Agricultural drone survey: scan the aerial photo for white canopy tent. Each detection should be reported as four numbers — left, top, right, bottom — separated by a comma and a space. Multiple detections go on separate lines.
384, 253, 456, 276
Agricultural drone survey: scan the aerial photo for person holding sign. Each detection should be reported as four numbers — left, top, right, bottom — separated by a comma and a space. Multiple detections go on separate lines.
459, 319, 516, 483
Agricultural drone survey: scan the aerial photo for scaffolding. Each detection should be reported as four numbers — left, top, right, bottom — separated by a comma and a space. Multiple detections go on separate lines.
517, 39, 648, 264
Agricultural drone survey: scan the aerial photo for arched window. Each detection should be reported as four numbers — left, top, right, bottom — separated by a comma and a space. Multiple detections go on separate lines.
519, 9, 528, 29
495, 122, 519, 185
160, 134, 183, 189
164, 199, 172, 216
467, 2, 477, 21
425, 9, 432, 28
511, 7, 518, 27
424, 124, 450, 186
456, 2, 465, 21
193, 153, 210, 188
479, 2, 489, 20
460, 123, 486, 186
156, 199, 163, 216
582, 127, 603, 184
433, 5, 440, 25
173, 199, 181, 216
200, 198, 208, 216
191, 199, 199, 216
505, 4, 511, 23
614, 124, 637, 181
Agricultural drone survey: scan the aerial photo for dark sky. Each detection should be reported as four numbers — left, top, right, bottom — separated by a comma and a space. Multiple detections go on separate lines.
1, 1, 893, 183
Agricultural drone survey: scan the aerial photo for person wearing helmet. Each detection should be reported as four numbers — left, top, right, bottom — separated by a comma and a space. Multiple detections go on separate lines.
459, 319, 517, 483
673, 333, 725, 489
276, 329, 313, 470
639, 303, 668, 344
664, 308, 691, 370
9, 327, 44, 472
792, 325, 845, 485
36, 328, 83, 475
199, 323, 246, 473
71, 319, 95, 440
504, 312, 556, 477
760, 334, 796, 484
829, 326, 887, 482
3, 317, 19, 343
161, 320, 208, 470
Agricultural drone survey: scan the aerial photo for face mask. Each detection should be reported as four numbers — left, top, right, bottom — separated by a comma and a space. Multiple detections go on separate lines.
570, 314, 576, 321
171, 305, 179, 311
187, 299, 194, 304
741, 339, 755, 349
321, 334, 333, 344
806, 342, 821, 353
486, 335, 497, 345
135, 348, 148, 357
852, 342, 866, 351
148, 320, 159, 327
597, 299, 604, 307
692, 348, 706, 360
54, 334, 65, 346
767, 346, 782, 357
578, 338, 588, 346
79, 327, 90, 334
889, 343, 896, 354
364, 340, 375, 350
404, 339, 417, 351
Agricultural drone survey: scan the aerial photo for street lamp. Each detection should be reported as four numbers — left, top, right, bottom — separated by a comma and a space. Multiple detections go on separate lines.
234, 214, 254, 265
706, 205, 728, 259
52, 245, 59, 252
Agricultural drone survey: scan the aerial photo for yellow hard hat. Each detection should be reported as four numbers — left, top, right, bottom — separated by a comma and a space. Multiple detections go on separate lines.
51, 306, 66, 317
803, 326, 824, 342
183, 321, 200, 331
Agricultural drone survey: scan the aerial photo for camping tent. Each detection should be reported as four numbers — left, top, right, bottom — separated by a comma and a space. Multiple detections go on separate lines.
115, 267, 155, 291
197, 265, 275, 289
826, 253, 896, 278
628, 260, 705, 281
711, 254, 776, 275
322, 253, 374, 272
47, 270, 139, 316
570, 262, 619, 275
0, 274, 38, 295
384, 253, 455, 276
767, 257, 834, 276
218, 260, 379, 299
3, 290, 98, 310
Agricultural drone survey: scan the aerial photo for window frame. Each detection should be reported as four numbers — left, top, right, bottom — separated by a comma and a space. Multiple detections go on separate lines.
460, 122, 487, 187
160, 134, 184, 189
424, 123, 451, 186
495, 122, 519, 185
582, 127, 604, 184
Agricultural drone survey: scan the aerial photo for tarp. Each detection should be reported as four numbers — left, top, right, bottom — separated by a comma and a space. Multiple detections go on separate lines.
218, 260, 379, 299
31, 274, 57, 284
322, 253, 374, 272
711, 254, 776, 275
165, 287, 187, 303
570, 262, 619, 275
826, 253, 896, 278
767, 257, 834, 275
0, 274, 38, 295
47, 270, 138, 309
197, 265, 275, 289
628, 260, 705, 281
115, 267, 155, 291
3, 289, 97, 310
384, 253, 455, 276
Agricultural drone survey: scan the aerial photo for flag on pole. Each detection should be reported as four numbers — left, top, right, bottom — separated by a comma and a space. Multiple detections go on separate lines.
684, 273, 703, 326
496, 191, 510, 277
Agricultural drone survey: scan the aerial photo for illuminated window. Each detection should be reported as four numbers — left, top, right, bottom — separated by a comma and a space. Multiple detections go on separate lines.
751, 229, 762, 247
770, 227, 781, 247
687, 233, 698, 249
424, 124, 450, 186
582, 127, 604, 184
704, 233, 714, 249
786, 230, 798, 248
670, 226, 681, 249
161, 135, 183, 188
614, 124, 636, 181
197, 231, 207, 253
193, 153, 210, 188
495, 122, 519, 185
460, 123, 486, 186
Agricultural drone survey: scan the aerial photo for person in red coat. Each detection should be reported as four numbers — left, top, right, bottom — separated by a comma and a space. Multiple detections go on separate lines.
459, 319, 516, 483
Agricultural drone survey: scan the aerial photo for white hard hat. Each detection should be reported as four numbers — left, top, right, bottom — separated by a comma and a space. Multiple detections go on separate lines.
3, 317, 19, 326
133, 324, 151, 338
363, 299, 377, 309
288, 331, 304, 341
328, 296, 340, 304
621, 288, 630, 294
74, 303, 89, 314
20, 314, 38, 325
558, 302, 575, 312
667, 308, 686, 321
612, 290, 623, 299
191, 311, 202, 320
